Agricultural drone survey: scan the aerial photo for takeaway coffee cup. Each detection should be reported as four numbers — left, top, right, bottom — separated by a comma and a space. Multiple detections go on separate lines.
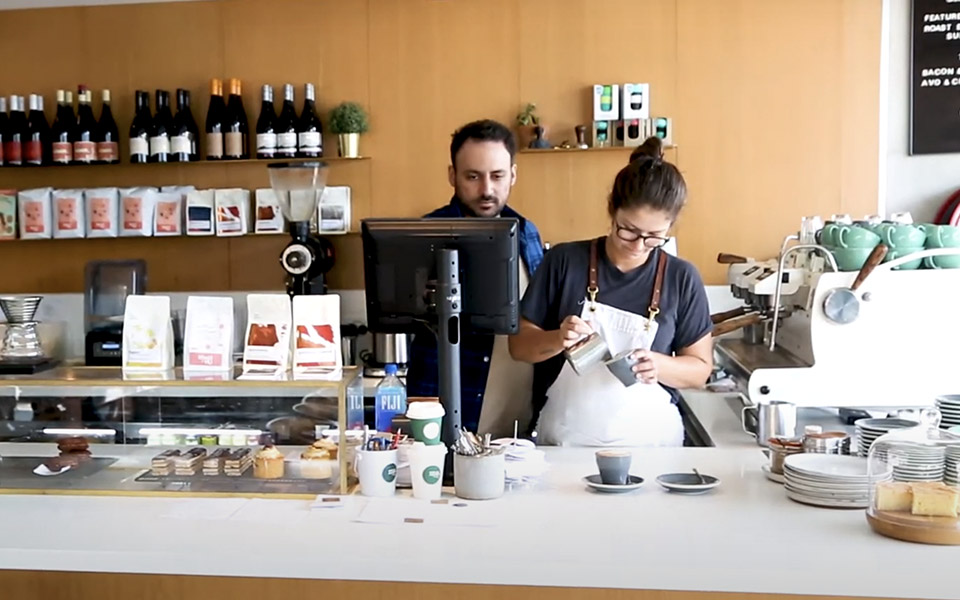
407, 401, 445, 445
355, 448, 399, 497
407, 442, 448, 500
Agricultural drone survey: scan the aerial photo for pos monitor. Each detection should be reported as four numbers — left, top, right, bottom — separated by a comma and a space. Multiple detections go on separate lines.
360, 218, 520, 452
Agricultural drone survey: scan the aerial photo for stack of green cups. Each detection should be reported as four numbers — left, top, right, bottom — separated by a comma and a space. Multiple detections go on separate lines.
406, 401, 445, 445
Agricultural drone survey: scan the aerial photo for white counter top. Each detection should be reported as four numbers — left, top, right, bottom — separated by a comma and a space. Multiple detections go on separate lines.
0, 445, 957, 598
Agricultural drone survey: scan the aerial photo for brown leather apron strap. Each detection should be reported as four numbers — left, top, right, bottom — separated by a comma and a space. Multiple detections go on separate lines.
648, 249, 668, 324
587, 238, 599, 311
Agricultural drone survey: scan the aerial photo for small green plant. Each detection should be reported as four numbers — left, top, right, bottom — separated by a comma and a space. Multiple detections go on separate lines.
516, 102, 539, 127
329, 102, 370, 134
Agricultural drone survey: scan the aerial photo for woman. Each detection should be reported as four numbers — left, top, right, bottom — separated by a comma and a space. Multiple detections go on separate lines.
508, 137, 713, 446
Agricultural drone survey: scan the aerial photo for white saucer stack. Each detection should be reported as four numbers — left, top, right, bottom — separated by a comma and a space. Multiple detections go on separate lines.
783, 454, 891, 509
936, 395, 960, 430
856, 418, 919, 457
886, 443, 946, 483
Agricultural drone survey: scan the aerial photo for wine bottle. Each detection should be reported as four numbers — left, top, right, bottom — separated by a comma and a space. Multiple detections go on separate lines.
4, 95, 26, 166
297, 83, 323, 158
128, 90, 151, 164
255, 84, 277, 160
149, 89, 172, 163
96, 89, 120, 164
224, 78, 248, 159
37, 95, 52, 165
275, 83, 298, 159
25, 94, 49, 166
0, 96, 7, 166
50, 89, 73, 165
171, 89, 199, 162
73, 86, 97, 164
205, 78, 225, 160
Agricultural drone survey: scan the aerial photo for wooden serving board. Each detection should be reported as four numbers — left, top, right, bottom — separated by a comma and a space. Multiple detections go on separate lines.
867, 510, 960, 545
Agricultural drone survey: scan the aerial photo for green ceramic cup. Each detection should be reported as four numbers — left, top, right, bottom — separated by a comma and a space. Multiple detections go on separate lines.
877, 224, 925, 249
831, 247, 873, 271
836, 225, 881, 249
819, 223, 843, 247
919, 224, 960, 248
885, 247, 924, 270
923, 254, 960, 269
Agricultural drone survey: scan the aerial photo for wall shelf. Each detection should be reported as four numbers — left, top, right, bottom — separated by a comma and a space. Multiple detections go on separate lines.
0, 156, 370, 170
518, 145, 676, 154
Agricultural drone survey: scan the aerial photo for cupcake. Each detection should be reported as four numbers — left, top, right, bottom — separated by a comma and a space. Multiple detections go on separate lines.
299, 442, 333, 480
253, 445, 285, 479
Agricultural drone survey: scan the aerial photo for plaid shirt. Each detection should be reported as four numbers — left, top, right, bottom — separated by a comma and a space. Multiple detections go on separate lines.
404, 197, 544, 431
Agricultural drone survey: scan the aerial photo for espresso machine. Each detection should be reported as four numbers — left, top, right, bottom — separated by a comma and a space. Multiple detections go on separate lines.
267, 161, 336, 296
0, 296, 56, 374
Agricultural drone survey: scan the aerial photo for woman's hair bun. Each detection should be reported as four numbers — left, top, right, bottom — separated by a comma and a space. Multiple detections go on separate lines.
629, 136, 663, 164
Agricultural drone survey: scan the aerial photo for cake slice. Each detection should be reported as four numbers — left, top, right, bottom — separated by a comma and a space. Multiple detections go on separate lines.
876, 481, 913, 512
911, 482, 960, 518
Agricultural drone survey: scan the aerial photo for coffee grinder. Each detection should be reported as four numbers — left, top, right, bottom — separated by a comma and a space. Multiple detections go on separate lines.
0, 296, 57, 374
267, 161, 336, 296
84, 259, 147, 366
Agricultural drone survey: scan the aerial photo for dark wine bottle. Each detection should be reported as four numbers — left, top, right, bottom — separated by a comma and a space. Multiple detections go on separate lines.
25, 93, 49, 166
297, 83, 323, 158
224, 78, 248, 159
149, 89, 172, 163
275, 84, 298, 159
73, 86, 97, 164
171, 89, 199, 162
128, 90, 151, 164
0, 96, 7, 167
205, 78, 225, 161
255, 84, 277, 160
96, 89, 120, 164
50, 89, 73, 165
4, 95, 26, 166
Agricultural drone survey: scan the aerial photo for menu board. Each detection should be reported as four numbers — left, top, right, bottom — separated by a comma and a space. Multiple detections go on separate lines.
911, 0, 960, 154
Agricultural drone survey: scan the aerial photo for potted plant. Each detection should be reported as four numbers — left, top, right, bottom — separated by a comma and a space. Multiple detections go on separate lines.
328, 101, 369, 158
516, 102, 544, 149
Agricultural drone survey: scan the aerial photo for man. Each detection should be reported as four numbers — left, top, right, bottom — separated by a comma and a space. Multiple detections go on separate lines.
405, 119, 545, 436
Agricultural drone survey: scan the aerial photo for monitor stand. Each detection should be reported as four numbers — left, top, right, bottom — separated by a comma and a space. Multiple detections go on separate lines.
435, 248, 462, 486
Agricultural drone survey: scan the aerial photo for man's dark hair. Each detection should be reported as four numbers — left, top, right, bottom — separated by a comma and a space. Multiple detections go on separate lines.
450, 119, 517, 168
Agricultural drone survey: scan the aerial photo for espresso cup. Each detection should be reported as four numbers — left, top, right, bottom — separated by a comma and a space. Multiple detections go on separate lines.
879, 223, 925, 249
596, 450, 632, 485
819, 223, 843, 247
836, 225, 880, 249
605, 350, 639, 387
919, 224, 960, 248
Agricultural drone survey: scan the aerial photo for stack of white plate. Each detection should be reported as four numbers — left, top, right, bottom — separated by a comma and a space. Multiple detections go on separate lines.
856, 418, 919, 457
936, 396, 960, 429
885, 443, 945, 482
946, 446, 960, 486
783, 454, 891, 509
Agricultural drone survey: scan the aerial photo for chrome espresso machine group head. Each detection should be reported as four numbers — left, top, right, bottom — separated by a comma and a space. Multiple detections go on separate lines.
267, 161, 336, 296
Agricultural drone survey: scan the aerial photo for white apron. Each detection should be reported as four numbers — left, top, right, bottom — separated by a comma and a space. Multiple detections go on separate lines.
537, 245, 684, 447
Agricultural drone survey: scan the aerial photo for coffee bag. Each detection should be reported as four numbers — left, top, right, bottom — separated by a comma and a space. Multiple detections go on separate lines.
292, 295, 342, 379
85, 188, 120, 238
183, 296, 234, 371
122, 295, 174, 371
53, 189, 86, 239
18, 188, 53, 240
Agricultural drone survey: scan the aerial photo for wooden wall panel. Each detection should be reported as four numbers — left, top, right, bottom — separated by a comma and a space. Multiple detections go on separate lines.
0, 0, 882, 292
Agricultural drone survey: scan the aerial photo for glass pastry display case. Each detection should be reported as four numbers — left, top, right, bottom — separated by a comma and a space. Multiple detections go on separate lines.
0, 364, 364, 498
866, 407, 960, 545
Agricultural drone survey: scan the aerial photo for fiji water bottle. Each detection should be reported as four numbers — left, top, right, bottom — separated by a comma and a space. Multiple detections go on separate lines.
375, 363, 406, 432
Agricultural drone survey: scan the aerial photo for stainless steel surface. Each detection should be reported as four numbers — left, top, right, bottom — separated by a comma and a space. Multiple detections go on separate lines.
0, 296, 42, 323
769, 241, 838, 351
714, 339, 810, 391
1, 322, 45, 359
563, 332, 611, 375
802, 431, 851, 454
373, 333, 409, 366
741, 322, 767, 345
742, 400, 797, 446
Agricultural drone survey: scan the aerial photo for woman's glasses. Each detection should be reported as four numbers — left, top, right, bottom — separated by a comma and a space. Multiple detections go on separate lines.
614, 222, 669, 248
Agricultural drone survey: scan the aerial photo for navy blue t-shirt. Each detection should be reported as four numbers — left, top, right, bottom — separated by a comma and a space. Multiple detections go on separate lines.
520, 236, 713, 422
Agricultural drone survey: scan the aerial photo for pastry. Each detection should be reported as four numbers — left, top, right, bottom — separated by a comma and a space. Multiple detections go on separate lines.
253, 445, 285, 479
151, 449, 181, 476
310, 438, 338, 460
876, 481, 913, 512
225, 448, 253, 477
43, 457, 68, 473
299, 443, 333, 480
911, 482, 960, 518
174, 447, 207, 476
202, 448, 231, 476
57, 437, 89, 453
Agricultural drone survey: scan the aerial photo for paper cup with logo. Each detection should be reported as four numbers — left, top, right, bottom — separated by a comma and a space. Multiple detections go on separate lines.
407, 442, 447, 500
406, 401, 445, 445
355, 448, 398, 497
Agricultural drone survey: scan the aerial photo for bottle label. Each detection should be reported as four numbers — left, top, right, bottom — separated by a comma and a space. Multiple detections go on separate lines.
4, 141, 22, 165
96, 141, 119, 162
52, 141, 72, 163
224, 132, 244, 157
256, 133, 277, 155
24, 140, 42, 164
298, 131, 321, 153
73, 141, 96, 162
277, 132, 297, 153
149, 135, 170, 156
170, 135, 191, 155
206, 133, 223, 158
129, 137, 148, 158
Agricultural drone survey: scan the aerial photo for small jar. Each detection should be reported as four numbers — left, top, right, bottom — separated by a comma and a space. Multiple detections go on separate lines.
768, 436, 804, 474
803, 431, 850, 454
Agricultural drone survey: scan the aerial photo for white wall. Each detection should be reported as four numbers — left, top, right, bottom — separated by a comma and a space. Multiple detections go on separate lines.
884, 0, 960, 224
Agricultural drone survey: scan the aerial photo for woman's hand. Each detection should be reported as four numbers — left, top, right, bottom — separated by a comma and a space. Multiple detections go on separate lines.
631, 350, 661, 384
558, 315, 593, 349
